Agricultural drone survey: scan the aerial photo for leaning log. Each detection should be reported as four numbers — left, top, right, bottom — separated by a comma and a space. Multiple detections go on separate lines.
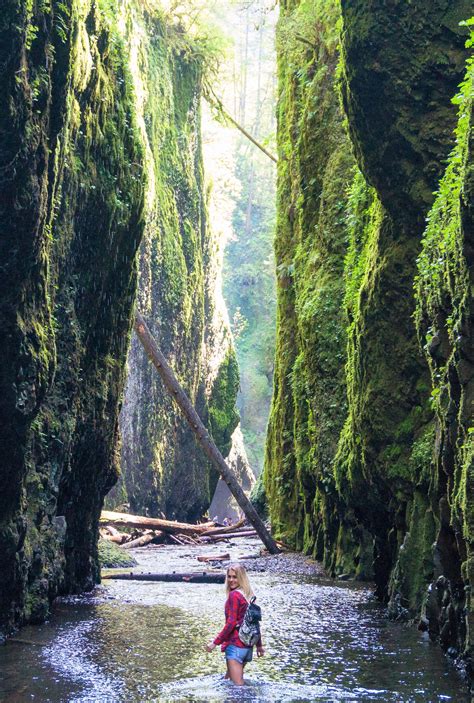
100, 510, 214, 536
134, 312, 280, 555
168, 534, 187, 546
174, 533, 199, 545
102, 571, 225, 583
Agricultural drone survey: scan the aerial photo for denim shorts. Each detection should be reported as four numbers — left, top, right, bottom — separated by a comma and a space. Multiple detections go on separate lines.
225, 644, 253, 664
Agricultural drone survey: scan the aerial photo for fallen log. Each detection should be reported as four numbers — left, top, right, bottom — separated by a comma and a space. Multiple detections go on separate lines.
100, 510, 214, 536
101, 533, 127, 545
100, 526, 128, 544
200, 530, 257, 543
135, 312, 279, 555
122, 531, 163, 549
200, 520, 246, 537
197, 553, 230, 562
9, 639, 45, 646
176, 533, 200, 545
102, 571, 225, 583
103, 525, 125, 539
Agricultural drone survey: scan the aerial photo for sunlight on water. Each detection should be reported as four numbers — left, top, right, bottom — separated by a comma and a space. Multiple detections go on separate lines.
0, 542, 467, 702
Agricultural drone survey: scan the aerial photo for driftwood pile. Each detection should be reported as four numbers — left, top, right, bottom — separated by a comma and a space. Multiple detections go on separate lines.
100, 510, 257, 549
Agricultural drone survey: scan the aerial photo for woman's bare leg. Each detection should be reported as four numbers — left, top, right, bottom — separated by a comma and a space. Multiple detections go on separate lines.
227, 659, 245, 686
225, 659, 230, 679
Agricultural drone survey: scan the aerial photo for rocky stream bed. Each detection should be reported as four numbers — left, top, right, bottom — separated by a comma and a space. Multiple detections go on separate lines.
0, 537, 467, 702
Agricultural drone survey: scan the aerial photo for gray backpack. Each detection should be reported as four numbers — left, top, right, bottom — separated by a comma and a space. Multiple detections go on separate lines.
238, 594, 262, 647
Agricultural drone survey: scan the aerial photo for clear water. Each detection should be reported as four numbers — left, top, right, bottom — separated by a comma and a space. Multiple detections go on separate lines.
0, 540, 467, 702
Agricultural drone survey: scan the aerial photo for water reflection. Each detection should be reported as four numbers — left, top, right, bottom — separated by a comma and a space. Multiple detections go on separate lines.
0, 542, 467, 702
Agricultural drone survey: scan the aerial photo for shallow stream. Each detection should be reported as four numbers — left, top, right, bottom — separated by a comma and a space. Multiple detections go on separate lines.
0, 538, 467, 702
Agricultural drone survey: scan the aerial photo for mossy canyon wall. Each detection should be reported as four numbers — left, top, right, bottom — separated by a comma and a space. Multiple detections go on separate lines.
265, 0, 473, 678
111, 5, 241, 523
0, 0, 239, 636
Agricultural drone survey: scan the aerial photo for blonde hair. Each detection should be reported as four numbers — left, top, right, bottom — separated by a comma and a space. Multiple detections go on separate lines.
225, 563, 254, 600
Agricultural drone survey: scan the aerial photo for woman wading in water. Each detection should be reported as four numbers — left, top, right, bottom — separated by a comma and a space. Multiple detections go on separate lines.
205, 563, 264, 685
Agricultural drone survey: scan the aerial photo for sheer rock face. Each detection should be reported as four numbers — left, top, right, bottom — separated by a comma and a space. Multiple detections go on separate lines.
265, 0, 356, 562
266, 0, 472, 677
340, 0, 472, 226
0, 0, 145, 634
414, 49, 473, 676
116, 47, 240, 518
0, 0, 240, 635
339, 0, 473, 668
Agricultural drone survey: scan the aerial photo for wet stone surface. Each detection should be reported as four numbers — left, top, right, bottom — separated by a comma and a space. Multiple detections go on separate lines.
213, 550, 327, 577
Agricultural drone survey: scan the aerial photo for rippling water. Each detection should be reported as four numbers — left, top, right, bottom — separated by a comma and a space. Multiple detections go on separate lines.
0, 540, 467, 702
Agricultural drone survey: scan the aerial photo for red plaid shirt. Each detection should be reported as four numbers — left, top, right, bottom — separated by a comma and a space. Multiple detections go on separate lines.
213, 589, 262, 650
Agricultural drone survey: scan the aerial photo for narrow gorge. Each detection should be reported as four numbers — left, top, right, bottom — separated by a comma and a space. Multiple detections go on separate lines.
0, 0, 473, 698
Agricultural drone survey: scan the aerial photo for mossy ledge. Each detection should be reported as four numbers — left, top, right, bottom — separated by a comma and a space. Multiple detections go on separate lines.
265, 0, 473, 680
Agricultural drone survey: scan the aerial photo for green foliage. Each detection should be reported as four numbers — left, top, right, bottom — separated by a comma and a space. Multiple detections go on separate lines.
414, 21, 474, 578
208, 350, 240, 458
218, 2, 278, 475
415, 21, 473, 364
223, 151, 277, 472
250, 471, 268, 519
141, 0, 231, 91
342, 169, 378, 313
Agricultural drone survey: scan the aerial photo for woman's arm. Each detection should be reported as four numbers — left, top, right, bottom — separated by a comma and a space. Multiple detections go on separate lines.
213, 591, 241, 645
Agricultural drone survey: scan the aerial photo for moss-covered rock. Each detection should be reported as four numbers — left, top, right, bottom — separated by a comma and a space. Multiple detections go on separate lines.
114, 12, 240, 520
414, 26, 474, 675
266, 0, 473, 680
250, 471, 268, 520
98, 539, 137, 569
208, 350, 240, 460
0, 0, 145, 637
0, 0, 238, 637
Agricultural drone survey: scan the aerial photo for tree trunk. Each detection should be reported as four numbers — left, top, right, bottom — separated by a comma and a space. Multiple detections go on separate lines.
122, 532, 160, 549
134, 312, 280, 555
200, 520, 245, 536
197, 553, 230, 562
100, 510, 214, 535
103, 572, 226, 584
